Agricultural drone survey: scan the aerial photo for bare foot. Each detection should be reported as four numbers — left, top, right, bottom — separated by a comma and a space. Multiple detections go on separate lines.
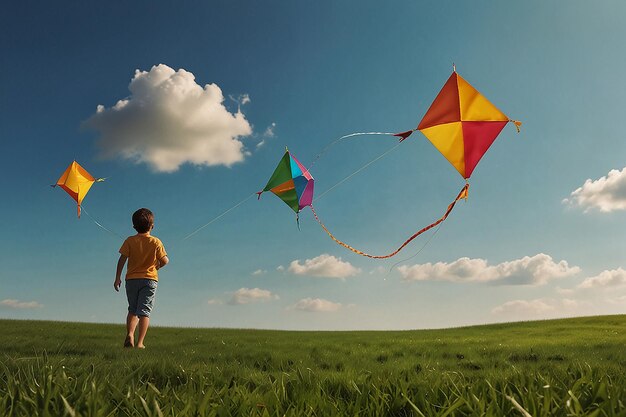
124, 335, 134, 348
136, 344, 146, 349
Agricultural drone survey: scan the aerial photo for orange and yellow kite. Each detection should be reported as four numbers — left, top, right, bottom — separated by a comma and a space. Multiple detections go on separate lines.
52, 161, 105, 217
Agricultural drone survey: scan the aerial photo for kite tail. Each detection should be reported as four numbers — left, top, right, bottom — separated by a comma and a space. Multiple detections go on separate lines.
510, 119, 522, 133
309, 183, 469, 259
77, 204, 81, 218
393, 129, 418, 142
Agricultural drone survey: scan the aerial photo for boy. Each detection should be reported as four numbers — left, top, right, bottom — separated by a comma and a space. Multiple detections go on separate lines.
114, 208, 168, 349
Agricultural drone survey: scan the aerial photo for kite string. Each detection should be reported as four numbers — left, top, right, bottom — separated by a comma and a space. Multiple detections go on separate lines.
80, 206, 124, 240
308, 132, 397, 170
180, 192, 256, 241
180, 141, 400, 242
314, 141, 403, 202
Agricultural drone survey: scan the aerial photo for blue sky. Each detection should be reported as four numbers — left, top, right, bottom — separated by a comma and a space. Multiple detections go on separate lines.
2, 1, 626, 330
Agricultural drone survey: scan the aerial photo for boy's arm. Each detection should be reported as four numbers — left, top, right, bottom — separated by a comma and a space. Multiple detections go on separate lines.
114, 255, 128, 292
156, 256, 169, 270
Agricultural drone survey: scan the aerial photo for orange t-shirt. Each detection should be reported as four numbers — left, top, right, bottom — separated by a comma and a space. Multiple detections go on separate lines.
119, 235, 167, 281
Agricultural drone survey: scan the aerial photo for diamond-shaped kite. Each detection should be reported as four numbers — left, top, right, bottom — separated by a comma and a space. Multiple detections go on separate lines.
257, 149, 314, 215
52, 161, 104, 217
397, 70, 521, 179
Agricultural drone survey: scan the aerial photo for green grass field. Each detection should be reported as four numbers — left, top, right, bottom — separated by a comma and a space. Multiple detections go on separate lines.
1, 316, 626, 416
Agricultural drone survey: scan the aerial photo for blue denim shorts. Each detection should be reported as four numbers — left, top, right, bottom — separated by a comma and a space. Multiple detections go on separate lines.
125, 279, 158, 317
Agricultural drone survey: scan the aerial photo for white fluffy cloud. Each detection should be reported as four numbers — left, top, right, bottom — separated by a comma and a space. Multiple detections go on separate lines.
84, 64, 252, 172
398, 254, 580, 285
0, 299, 43, 309
252, 269, 266, 276
563, 167, 626, 212
291, 298, 342, 312
288, 254, 361, 279
228, 288, 279, 305
578, 268, 626, 289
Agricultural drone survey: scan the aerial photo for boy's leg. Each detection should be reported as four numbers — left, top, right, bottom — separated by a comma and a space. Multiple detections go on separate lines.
125, 279, 141, 347
135, 279, 157, 348
126, 313, 139, 346
136, 316, 150, 348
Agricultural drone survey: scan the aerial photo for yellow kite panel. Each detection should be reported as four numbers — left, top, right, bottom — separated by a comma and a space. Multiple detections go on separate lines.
457, 74, 508, 122
421, 122, 465, 178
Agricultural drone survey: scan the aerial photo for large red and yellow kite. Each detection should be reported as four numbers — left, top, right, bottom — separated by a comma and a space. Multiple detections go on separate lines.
396, 69, 521, 179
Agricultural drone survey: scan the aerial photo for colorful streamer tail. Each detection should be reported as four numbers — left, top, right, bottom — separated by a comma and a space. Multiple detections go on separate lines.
309, 183, 469, 259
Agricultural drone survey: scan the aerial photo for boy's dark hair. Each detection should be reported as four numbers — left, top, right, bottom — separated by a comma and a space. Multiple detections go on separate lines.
132, 208, 154, 233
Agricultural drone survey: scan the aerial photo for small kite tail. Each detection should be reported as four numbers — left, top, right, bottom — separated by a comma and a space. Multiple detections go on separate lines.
510, 119, 522, 133
256, 191, 263, 200
96, 177, 106, 183
393, 129, 418, 142
77, 204, 81, 218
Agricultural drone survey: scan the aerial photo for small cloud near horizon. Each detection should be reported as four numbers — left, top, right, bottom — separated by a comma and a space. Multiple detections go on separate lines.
397, 253, 579, 286
577, 268, 626, 289
491, 298, 587, 319
290, 297, 343, 313
228, 287, 279, 305
287, 254, 360, 279
563, 167, 626, 212
1, 299, 43, 309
